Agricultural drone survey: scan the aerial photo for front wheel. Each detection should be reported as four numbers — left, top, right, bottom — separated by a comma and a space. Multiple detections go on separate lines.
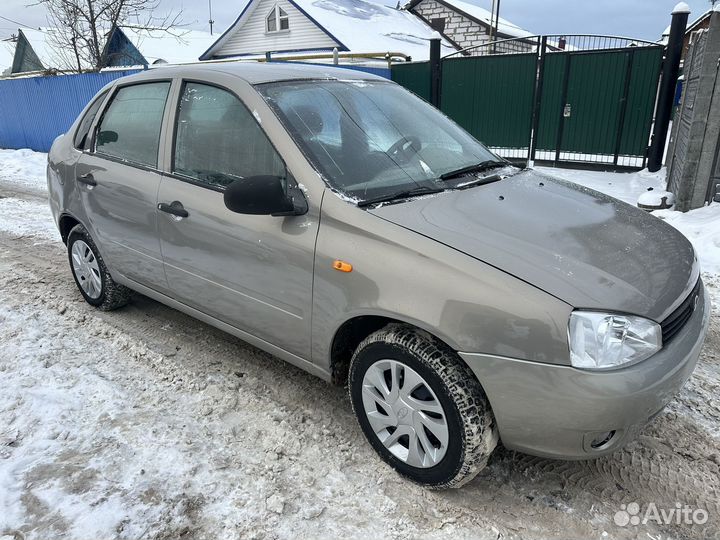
349, 324, 498, 489
67, 224, 131, 311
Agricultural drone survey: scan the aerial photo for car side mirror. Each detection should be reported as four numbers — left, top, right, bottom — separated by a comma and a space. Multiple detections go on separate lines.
97, 130, 118, 145
224, 176, 307, 216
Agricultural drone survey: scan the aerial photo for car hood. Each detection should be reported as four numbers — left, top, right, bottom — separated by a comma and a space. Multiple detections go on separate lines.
369, 169, 698, 322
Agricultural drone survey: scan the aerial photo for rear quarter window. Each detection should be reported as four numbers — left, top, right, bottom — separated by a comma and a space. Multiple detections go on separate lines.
73, 91, 108, 150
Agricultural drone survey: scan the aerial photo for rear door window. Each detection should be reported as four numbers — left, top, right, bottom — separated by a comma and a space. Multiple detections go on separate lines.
95, 82, 171, 168
74, 90, 108, 150
173, 82, 285, 189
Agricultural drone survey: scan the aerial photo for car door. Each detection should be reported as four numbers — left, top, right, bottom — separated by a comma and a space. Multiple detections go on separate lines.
75, 80, 172, 293
157, 80, 318, 359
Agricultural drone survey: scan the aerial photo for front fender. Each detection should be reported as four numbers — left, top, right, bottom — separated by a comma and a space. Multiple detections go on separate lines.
311, 191, 573, 370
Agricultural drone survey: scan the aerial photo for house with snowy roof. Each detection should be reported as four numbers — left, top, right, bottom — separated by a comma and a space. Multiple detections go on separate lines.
102, 27, 216, 67
10, 28, 93, 74
403, 0, 533, 54
199, 0, 457, 62
8, 26, 215, 75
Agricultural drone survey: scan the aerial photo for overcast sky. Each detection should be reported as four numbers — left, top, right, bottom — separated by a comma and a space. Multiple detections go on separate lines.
0, 0, 716, 42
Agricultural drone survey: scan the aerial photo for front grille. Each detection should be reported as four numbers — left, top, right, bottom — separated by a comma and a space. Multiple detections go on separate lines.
661, 278, 701, 344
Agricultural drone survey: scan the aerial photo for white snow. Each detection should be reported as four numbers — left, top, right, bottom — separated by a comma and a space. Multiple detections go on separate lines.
120, 27, 217, 66
0, 197, 60, 243
536, 166, 667, 205
0, 149, 49, 195
0, 41, 14, 75
19, 28, 95, 72
673, 2, 692, 15
637, 189, 675, 208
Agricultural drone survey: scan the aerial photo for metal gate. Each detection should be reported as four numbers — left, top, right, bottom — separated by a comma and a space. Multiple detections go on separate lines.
391, 35, 665, 169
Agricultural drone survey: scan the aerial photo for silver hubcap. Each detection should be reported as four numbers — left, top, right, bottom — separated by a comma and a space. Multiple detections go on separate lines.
71, 240, 102, 299
361, 359, 449, 468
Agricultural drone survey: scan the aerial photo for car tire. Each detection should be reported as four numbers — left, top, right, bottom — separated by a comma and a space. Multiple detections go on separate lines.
349, 323, 498, 489
67, 224, 131, 311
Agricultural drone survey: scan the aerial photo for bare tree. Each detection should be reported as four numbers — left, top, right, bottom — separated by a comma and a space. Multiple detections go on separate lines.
36, 0, 183, 72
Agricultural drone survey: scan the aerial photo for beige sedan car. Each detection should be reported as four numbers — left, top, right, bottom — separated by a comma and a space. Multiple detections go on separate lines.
47, 63, 709, 488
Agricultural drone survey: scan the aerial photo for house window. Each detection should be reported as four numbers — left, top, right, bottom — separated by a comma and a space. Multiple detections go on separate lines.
266, 5, 290, 33
430, 18, 446, 33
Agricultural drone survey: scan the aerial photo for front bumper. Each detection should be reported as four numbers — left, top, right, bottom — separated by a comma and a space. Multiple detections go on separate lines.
459, 282, 711, 459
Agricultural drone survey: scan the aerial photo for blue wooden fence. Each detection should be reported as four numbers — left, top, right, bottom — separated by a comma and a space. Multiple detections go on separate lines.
0, 63, 390, 153
0, 69, 143, 152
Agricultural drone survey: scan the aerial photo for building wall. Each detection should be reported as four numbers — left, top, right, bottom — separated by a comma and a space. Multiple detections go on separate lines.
411, 0, 490, 53
667, 11, 720, 211
410, 0, 532, 55
214, 0, 339, 57
683, 17, 712, 59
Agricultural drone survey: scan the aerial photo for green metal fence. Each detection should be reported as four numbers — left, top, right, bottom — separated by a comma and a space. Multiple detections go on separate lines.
441, 53, 537, 152
391, 62, 431, 103
390, 35, 665, 169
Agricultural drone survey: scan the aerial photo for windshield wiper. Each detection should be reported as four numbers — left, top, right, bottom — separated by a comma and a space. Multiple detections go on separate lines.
440, 160, 509, 181
357, 186, 444, 208
455, 173, 502, 190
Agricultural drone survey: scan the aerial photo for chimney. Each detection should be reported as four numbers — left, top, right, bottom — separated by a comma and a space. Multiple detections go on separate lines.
558, 36, 566, 50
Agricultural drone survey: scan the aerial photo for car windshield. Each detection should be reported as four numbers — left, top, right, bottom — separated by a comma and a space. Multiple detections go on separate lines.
257, 80, 503, 203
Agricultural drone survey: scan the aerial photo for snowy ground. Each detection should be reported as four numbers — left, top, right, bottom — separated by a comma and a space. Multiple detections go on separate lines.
0, 148, 719, 540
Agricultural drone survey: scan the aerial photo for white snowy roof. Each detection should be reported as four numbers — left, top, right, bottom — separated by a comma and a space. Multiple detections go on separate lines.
406, 0, 532, 39
119, 27, 217, 65
660, 8, 713, 44
0, 41, 15, 74
20, 28, 94, 71
201, 0, 456, 61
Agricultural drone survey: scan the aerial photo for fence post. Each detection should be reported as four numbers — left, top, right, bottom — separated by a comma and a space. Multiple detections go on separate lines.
527, 36, 547, 167
647, 2, 690, 172
430, 37, 442, 108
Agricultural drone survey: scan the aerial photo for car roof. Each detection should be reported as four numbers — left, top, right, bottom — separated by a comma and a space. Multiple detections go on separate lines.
118, 61, 388, 85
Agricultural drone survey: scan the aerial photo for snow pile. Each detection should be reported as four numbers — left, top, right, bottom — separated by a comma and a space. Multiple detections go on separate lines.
0, 197, 60, 243
637, 189, 675, 209
0, 149, 49, 195
537, 166, 667, 206
654, 205, 720, 274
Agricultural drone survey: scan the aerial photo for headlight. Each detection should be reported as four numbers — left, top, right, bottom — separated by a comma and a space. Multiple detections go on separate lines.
568, 311, 662, 370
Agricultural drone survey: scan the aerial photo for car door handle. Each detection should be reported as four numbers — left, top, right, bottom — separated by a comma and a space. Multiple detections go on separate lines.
76, 173, 97, 187
158, 201, 189, 218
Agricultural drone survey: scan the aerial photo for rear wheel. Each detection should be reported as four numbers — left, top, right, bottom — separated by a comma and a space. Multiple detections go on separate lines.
67, 224, 131, 311
349, 324, 498, 489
